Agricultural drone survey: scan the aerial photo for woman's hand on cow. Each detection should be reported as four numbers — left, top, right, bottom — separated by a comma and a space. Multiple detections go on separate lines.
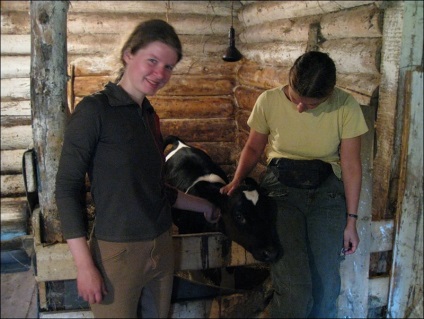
204, 204, 221, 223
220, 179, 241, 196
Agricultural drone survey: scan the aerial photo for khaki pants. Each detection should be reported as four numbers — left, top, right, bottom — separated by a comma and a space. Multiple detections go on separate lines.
89, 229, 174, 318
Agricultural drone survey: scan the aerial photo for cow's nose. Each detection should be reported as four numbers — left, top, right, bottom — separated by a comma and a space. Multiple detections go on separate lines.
262, 247, 279, 262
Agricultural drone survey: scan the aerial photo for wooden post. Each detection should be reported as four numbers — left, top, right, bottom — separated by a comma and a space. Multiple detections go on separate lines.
30, 1, 69, 243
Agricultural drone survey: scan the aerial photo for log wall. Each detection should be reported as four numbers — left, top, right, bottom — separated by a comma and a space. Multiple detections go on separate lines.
1, 1, 420, 318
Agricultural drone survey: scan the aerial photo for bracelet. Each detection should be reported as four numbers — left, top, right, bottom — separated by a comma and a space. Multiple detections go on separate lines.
348, 213, 358, 219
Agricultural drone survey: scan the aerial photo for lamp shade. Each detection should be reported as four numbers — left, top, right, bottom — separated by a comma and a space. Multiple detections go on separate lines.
222, 26, 242, 62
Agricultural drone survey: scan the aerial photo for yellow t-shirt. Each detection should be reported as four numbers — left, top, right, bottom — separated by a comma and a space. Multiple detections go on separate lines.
247, 86, 369, 179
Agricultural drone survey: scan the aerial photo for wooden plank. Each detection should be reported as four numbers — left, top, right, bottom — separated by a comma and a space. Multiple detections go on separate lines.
38, 290, 265, 318
370, 220, 394, 253
368, 276, 390, 308
338, 105, 375, 318
388, 68, 423, 317
32, 209, 260, 282
372, 3, 404, 219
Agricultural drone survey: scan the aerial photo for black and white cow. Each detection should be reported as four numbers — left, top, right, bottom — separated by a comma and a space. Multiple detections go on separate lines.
164, 135, 281, 263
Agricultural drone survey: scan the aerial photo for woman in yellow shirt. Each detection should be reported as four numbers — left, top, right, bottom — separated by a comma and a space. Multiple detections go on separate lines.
221, 51, 368, 318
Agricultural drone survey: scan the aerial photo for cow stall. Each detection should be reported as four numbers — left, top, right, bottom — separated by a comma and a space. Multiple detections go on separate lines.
1, 1, 423, 318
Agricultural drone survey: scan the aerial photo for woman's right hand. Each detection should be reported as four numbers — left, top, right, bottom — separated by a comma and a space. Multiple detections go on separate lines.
220, 179, 241, 196
67, 237, 107, 304
76, 264, 107, 304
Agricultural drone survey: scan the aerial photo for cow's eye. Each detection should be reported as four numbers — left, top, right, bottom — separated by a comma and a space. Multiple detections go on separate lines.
234, 212, 246, 224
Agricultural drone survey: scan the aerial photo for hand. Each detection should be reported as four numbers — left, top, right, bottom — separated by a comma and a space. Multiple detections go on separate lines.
76, 264, 107, 304
204, 205, 221, 224
220, 179, 241, 196
342, 223, 360, 255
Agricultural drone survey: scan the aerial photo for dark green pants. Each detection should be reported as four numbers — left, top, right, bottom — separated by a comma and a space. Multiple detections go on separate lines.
261, 167, 347, 318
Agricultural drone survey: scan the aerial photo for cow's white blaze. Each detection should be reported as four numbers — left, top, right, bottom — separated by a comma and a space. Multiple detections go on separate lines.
165, 141, 189, 162
185, 174, 227, 193
243, 190, 259, 205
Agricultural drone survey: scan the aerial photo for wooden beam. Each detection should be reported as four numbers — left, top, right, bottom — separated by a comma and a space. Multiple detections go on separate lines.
30, 1, 69, 243
32, 209, 259, 282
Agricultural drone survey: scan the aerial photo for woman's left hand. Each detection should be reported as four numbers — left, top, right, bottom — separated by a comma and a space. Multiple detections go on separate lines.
343, 223, 360, 255
204, 205, 221, 224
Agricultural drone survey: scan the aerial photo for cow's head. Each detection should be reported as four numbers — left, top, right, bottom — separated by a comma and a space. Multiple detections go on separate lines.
222, 178, 281, 263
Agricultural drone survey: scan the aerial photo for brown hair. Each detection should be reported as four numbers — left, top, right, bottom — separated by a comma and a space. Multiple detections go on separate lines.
115, 19, 182, 82
289, 51, 336, 98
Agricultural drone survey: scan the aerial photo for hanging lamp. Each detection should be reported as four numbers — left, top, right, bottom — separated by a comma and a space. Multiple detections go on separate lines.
222, 1, 242, 62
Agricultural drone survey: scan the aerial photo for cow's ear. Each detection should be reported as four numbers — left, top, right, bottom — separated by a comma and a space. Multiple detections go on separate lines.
243, 177, 259, 189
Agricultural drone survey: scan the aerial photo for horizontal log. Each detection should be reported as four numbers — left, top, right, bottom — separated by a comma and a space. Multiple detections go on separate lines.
1, 125, 33, 150
161, 118, 236, 143
0, 34, 29, 55
69, 55, 238, 77
70, 1, 239, 16
73, 75, 235, 98
234, 86, 263, 112
1, 1, 240, 15
237, 61, 290, 89
0, 78, 30, 100
0, 56, 30, 78
239, 16, 319, 44
1, 149, 25, 174
339, 88, 376, 107
337, 73, 381, 98
0, 197, 28, 233
236, 109, 251, 134
321, 4, 383, 39
1, 33, 227, 56
67, 12, 232, 36
1, 116, 31, 127
321, 38, 382, 74
150, 96, 234, 119
241, 42, 307, 67
1, 174, 25, 197
0, 100, 31, 117
239, 1, 381, 26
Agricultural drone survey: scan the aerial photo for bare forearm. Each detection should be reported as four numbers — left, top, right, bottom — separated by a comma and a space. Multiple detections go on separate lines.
232, 145, 263, 182
67, 237, 95, 269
